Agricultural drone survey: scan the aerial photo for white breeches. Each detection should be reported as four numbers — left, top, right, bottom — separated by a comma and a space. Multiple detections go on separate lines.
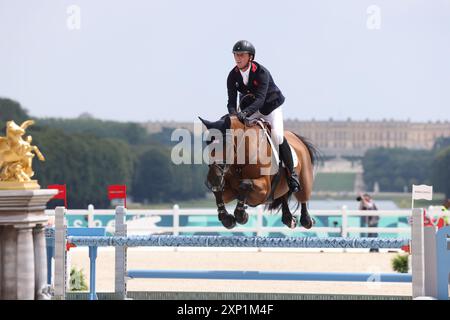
247, 106, 284, 147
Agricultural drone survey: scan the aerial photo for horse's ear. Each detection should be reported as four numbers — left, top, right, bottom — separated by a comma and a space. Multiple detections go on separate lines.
198, 117, 212, 129
199, 116, 229, 134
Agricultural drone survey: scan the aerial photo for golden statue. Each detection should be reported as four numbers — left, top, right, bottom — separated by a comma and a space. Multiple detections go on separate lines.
0, 120, 45, 190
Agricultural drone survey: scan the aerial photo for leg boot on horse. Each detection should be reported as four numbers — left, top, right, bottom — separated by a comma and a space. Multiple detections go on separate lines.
234, 180, 253, 225
300, 202, 314, 229
279, 138, 301, 193
281, 196, 297, 229
213, 191, 236, 229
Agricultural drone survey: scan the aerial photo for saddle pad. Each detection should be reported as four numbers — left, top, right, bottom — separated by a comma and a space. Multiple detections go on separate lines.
256, 120, 298, 168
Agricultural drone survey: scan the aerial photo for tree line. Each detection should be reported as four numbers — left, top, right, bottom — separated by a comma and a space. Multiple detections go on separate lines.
2, 97, 449, 205
0, 98, 207, 208
362, 137, 450, 198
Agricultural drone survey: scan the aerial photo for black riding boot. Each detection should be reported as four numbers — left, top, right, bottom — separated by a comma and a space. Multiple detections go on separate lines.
279, 138, 301, 193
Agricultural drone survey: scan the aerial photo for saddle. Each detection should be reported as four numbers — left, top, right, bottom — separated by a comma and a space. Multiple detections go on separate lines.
245, 117, 298, 202
247, 118, 298, 169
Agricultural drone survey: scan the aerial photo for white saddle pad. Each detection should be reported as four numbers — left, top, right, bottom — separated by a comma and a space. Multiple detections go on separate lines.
255, 120, 298, 168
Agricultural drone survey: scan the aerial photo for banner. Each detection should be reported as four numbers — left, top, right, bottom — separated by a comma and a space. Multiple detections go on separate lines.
48, 184, 68, 208
412, 184, 433, 201
108, 185, 127, 208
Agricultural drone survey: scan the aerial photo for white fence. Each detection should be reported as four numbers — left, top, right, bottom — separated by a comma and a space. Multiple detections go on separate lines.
45, 205, 450, 237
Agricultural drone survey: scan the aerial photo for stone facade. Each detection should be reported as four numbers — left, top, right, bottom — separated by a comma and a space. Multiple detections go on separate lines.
0, 189, 57, 300
285, 119, 450, 156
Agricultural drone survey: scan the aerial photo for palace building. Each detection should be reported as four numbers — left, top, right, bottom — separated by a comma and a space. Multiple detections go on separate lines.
143, 118, 450, 157
284, 118, 450, 156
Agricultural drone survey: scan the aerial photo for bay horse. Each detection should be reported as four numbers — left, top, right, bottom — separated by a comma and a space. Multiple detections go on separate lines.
199, 114, 319, 230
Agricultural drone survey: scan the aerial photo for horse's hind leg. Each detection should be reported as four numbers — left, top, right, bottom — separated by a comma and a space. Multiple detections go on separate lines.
214, 191, 236, 229
293, 188, 314, 229
299, 202, 314, 229
281, 195, 297, 229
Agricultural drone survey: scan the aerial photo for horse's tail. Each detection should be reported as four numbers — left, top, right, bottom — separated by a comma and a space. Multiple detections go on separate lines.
265, 192, 299, 213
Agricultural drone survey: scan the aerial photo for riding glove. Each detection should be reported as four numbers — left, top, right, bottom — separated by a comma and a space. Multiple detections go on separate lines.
237, 111, 248, 123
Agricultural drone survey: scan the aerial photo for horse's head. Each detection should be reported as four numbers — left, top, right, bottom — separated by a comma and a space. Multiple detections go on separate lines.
199, 114, 272, 166
198, 115, 232, 191
199, 114, 273, 191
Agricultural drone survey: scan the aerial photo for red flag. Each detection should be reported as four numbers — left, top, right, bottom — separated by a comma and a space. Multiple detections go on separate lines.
108, 185, 127, 208
48, 184, 67, 208
66, 242, 77, 251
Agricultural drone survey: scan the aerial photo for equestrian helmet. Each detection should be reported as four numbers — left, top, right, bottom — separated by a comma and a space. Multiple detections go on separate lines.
232, 40, 255, 58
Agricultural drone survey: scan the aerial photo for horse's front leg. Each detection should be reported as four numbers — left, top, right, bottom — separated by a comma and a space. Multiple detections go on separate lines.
213, 191, 236, 229
234, 179, 253, 225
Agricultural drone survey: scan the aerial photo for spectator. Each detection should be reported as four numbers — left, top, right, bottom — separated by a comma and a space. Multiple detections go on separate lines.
438, 199, 450, 228
357, 193, 379, 252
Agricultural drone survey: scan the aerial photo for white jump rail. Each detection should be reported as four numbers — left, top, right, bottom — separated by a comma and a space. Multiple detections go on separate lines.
45, 205, 449, 238
51, 207, 450, 300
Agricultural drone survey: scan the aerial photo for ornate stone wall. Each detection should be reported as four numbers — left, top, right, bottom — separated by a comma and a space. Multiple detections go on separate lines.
0, 189, 57, 300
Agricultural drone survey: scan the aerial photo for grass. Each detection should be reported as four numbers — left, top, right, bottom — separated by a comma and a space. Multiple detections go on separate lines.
313, 172, 356, 192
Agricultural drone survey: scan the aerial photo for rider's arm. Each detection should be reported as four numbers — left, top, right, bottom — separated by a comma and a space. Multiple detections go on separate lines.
227, 72, 238, 114
243, 70, 269, 116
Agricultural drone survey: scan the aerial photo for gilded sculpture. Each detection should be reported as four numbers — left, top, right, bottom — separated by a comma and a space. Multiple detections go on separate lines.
0, 120, 45, 189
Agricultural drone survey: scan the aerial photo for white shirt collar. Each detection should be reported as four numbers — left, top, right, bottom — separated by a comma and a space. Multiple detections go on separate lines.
239, 63, 252, 85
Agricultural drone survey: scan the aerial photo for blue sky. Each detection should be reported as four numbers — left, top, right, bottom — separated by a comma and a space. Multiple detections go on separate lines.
1, 0, 449, 122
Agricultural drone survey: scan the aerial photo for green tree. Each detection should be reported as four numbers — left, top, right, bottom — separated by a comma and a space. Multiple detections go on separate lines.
362, 148, 433, 192
131, 147, 174, 203
433, 137, 450, 152
131, 146, 208, 203
32, 127, 134, 208
432, 147, 450, 198
0, 98, 31, 129
38, 118, 150, 145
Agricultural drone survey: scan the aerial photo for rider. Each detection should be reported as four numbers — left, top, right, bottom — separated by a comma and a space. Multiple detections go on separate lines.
226, 40, 301, 192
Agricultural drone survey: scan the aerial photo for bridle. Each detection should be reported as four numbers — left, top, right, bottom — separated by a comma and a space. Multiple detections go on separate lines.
208, 162, 230, 192
205, 97, 259, 193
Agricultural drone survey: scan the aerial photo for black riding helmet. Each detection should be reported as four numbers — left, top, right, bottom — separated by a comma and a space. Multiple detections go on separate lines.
232, 40, 255, 59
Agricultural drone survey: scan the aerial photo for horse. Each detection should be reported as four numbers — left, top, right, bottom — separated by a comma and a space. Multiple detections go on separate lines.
199, 114, 319, 230
0, 120, 45, 181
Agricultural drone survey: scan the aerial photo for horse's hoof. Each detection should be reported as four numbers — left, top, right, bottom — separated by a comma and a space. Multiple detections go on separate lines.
222, 215, 236, 229
234, 209, 249, 225
219, 211, 236, 229
282, 214, 297, 229
300, 214, 314, 229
